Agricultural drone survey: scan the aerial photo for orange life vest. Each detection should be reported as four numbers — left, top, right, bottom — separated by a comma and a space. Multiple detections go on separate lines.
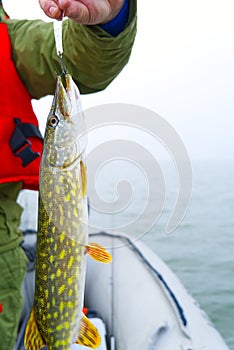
0, 23, 43, 190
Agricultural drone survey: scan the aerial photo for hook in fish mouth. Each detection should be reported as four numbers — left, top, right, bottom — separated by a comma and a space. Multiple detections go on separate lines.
58, 52, 67, 77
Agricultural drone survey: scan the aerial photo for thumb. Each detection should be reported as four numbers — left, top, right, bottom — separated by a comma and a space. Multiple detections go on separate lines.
39, 0, 62, 19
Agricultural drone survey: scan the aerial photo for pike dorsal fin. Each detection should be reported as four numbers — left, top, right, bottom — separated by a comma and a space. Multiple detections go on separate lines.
75, 313, 101, 348
80, 159, 87, 198
24, 307, 46, 350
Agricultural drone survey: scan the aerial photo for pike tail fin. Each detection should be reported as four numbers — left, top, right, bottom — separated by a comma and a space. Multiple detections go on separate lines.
75, 313, 101, 349
86, 242, 112, 263
24, 307, 46, 350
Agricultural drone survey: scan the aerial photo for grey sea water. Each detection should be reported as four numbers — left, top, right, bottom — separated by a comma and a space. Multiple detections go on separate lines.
18, 159, 234, 349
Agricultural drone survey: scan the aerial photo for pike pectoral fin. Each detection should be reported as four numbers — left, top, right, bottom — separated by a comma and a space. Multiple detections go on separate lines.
24, 307, 46, 350
75, 313, 101, 348
86, 242, 112, 263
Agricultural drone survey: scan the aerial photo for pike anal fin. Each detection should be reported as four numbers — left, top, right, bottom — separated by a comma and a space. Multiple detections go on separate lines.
24, 307, 46, 350
75, 313, 101, 349
86, 242, 112, 263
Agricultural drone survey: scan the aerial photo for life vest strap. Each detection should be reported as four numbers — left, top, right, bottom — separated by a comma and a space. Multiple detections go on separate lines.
9, 118, 43, 167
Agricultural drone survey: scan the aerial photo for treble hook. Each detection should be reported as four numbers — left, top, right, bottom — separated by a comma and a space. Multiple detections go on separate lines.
58, 52, 67, 75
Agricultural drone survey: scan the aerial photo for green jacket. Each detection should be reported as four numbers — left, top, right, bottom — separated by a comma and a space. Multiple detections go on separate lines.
0, 1, 137, 99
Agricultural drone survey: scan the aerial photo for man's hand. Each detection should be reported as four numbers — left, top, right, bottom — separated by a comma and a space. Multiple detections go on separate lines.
39, 0, 125, 25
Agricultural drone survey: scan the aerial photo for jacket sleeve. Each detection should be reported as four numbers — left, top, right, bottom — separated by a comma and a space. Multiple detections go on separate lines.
5, 0, 137, 99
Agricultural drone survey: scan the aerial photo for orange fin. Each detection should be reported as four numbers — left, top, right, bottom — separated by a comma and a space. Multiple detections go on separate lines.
24, 307, 46, 350
75, 313, 101, 348
86, 242, 112, 263
80, 160, 87, 197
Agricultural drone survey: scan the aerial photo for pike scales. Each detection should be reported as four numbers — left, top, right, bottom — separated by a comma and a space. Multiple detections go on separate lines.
24, 74, 111, 350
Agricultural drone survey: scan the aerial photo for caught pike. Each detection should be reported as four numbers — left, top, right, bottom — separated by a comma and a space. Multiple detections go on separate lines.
24, 73, 112, 350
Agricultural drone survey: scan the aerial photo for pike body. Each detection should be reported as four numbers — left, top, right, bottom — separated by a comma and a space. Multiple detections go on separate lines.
25, 74, 111, 350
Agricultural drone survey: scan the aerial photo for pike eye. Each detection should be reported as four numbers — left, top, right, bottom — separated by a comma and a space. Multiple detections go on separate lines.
48, 114, 59, 128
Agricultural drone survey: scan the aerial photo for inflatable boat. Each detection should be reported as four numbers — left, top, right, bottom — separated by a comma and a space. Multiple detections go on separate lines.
16, 230, 229, 350
84, 231, 229, 350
